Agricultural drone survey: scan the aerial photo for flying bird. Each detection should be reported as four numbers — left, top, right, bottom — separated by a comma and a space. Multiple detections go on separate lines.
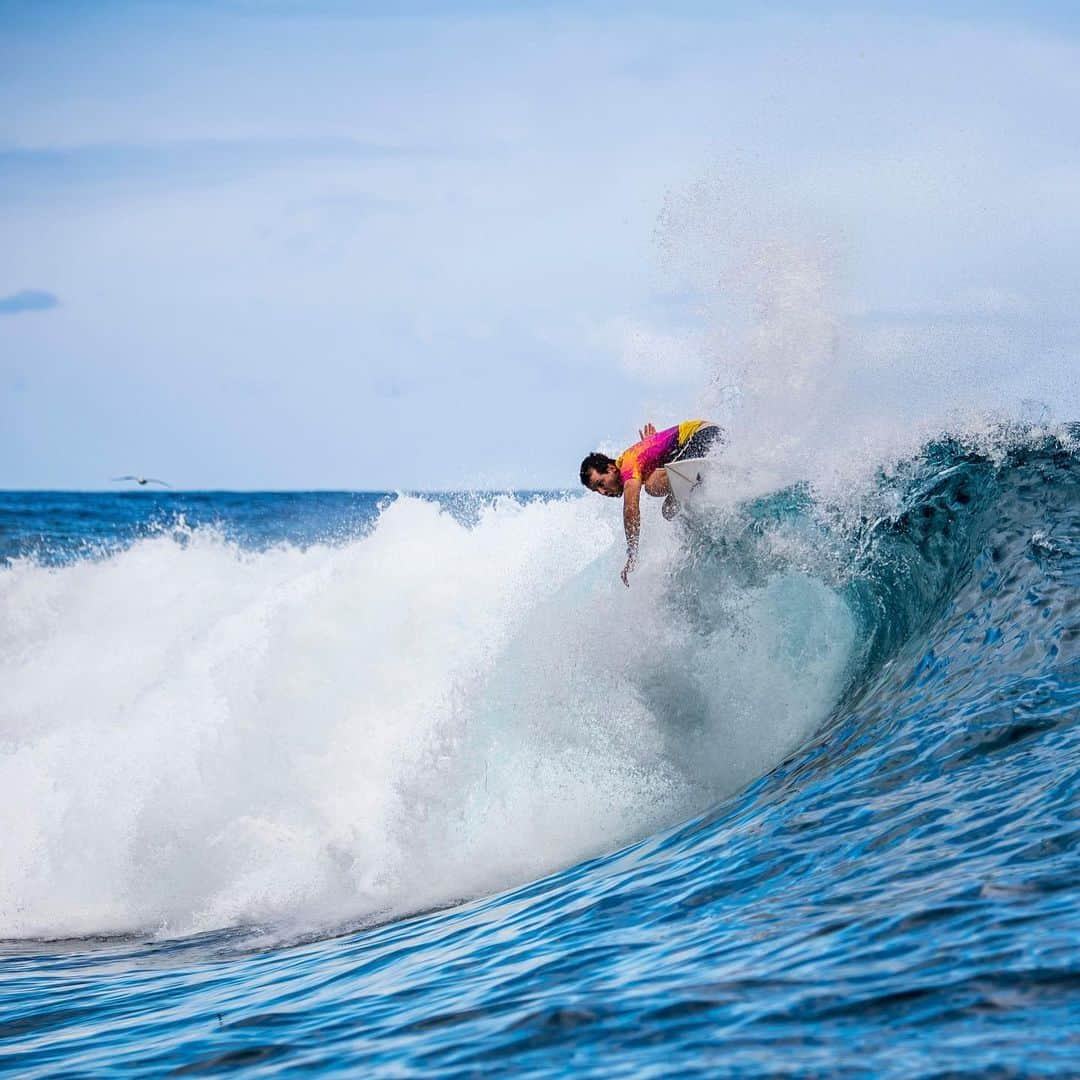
111, 476, 171, 487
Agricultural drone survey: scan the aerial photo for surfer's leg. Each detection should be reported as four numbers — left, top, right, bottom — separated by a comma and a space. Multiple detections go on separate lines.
678, 424, 723, 460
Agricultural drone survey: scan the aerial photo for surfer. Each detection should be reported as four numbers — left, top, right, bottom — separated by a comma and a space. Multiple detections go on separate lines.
580, 420, 722, 586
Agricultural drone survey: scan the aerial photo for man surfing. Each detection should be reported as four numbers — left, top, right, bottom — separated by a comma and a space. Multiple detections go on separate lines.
580, 420, 722, 586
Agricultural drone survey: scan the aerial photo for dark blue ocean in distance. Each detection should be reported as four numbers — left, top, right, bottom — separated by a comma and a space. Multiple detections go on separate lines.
2, 435, 1079, 1077
0, 490, 545, 566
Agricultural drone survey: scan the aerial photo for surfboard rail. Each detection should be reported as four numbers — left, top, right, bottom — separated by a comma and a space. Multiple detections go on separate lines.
665, 456, 713, 506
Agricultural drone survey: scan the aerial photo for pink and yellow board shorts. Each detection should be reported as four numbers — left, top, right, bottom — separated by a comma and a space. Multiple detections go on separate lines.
616, 421, 713, 484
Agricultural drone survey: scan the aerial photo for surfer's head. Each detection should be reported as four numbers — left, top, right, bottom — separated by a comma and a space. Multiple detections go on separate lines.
580, 453, 622, 497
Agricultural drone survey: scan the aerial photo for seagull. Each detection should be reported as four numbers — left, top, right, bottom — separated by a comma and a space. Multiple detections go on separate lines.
111, 476, 171, 487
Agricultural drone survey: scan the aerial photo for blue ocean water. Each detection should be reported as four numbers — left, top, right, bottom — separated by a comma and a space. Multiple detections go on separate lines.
2, 435, 1079, 1077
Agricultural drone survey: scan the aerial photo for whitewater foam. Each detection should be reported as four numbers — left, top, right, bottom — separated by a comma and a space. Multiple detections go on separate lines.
0, 492, 855, 939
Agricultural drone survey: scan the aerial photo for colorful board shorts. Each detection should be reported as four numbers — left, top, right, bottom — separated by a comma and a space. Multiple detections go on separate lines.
616, 422, 722, 484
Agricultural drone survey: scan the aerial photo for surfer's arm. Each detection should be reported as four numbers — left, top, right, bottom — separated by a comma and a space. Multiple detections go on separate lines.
621, 478, 642, 587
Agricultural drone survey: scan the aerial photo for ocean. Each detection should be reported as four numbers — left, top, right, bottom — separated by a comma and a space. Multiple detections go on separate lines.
2, 431, 1078, 1076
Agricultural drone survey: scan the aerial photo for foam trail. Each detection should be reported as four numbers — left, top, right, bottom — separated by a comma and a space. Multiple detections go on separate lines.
0, 492, 854, 940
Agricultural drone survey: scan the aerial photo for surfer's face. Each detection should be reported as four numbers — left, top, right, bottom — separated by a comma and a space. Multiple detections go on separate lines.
587, 465, 622, 497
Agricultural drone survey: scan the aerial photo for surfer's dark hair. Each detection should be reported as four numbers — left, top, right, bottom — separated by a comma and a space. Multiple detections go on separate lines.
580, 452, 616, 487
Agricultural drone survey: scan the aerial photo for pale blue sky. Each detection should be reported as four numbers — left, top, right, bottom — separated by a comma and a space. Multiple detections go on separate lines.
2, 1, 1078, 489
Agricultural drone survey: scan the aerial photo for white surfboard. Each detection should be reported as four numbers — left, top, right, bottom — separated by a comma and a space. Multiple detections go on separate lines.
665, 457, 713, 506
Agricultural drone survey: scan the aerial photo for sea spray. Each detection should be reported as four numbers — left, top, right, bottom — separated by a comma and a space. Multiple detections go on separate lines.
652, 167, 1079, 507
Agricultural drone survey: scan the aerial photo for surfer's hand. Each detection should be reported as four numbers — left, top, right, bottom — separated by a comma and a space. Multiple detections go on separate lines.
638, 422, 656, 440
621, 555, 636, 587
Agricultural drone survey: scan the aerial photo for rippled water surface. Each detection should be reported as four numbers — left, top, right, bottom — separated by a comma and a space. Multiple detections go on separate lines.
2, 438, 1078, 1076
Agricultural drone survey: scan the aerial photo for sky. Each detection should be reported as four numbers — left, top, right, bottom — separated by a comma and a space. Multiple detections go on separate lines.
2, 1, 1079, 489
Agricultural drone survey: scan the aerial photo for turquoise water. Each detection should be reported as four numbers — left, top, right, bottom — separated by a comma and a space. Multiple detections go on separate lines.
2, 435, 1078, 1076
